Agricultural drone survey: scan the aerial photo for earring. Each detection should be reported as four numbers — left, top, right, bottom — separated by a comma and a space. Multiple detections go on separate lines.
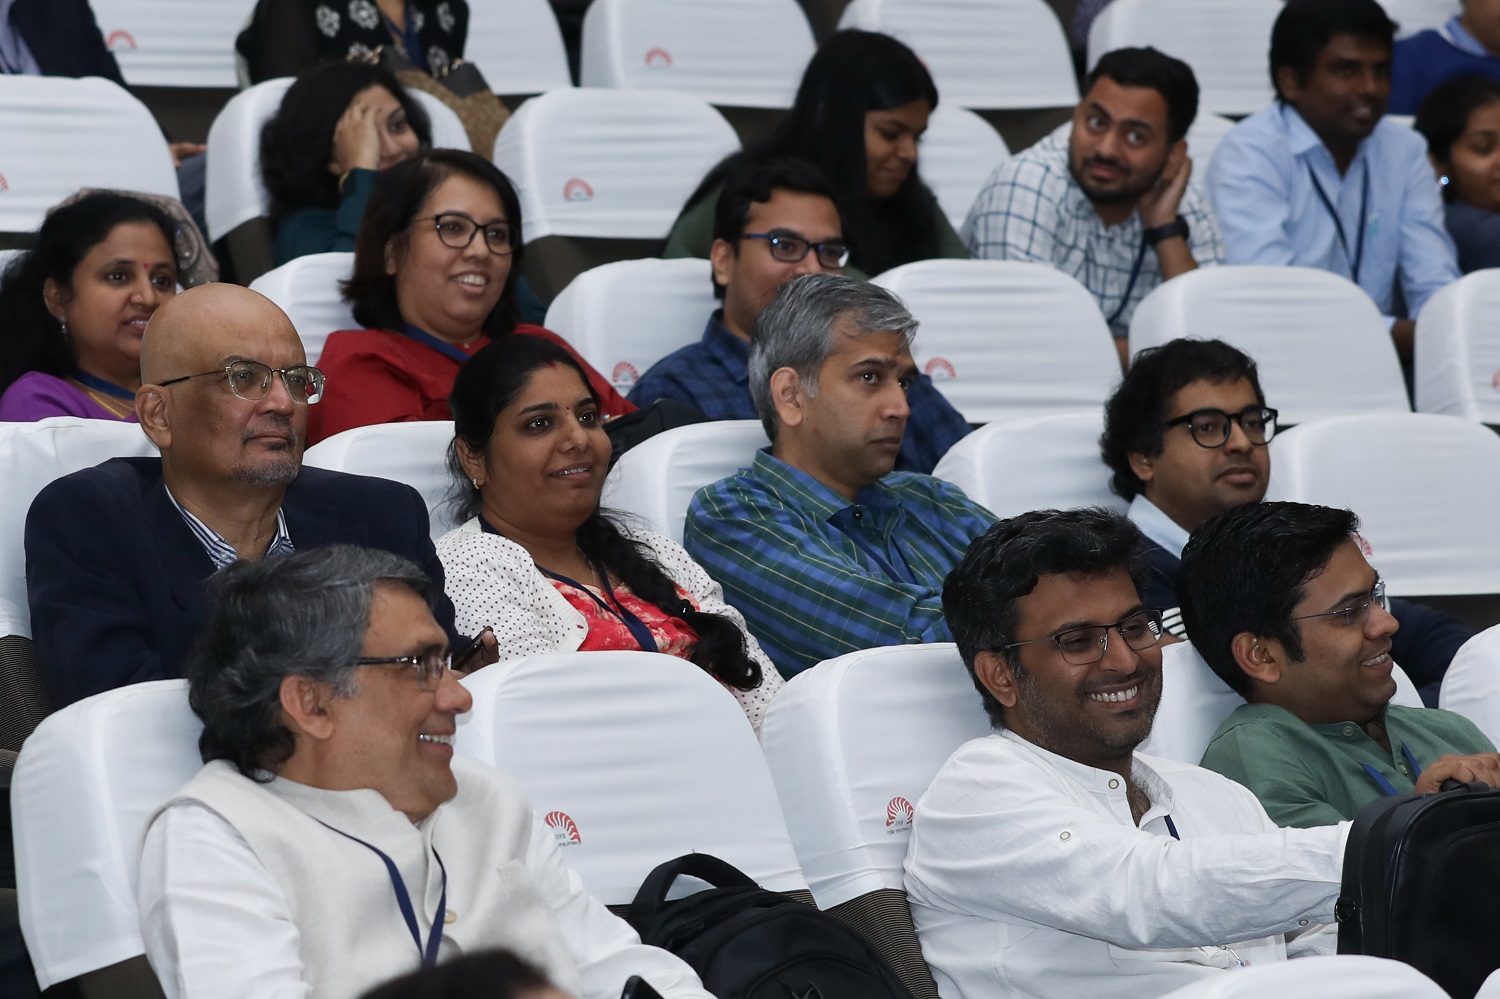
58, 319, 70, 341
1439, 175, 1451, 188
470, 477, 481, 490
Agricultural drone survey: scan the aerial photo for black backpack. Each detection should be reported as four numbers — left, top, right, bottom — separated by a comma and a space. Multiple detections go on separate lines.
1337, 779, 1500, 999
627, 852, 917, 999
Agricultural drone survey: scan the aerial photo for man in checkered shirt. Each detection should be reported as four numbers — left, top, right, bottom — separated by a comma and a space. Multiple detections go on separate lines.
964, 47, 1224, 364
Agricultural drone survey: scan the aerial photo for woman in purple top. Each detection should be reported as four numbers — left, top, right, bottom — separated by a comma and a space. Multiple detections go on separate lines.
0, 192, 179, 422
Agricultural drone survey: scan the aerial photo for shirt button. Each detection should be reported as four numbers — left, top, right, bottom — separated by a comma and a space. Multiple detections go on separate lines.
1108, 779, 1120, 789
1059, 831, 1071, 841
444, 910, 458, 924
1298, 919, 1309, 927
1343, 725, 1356, 736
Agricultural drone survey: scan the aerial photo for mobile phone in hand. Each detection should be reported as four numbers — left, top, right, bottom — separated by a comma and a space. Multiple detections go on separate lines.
621, 976, 665, 999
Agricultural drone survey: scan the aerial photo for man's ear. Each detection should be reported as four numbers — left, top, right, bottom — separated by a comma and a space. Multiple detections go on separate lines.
975, 650, 1020, 709
1163, 138, 1189, 180
1231, 631, 1282, 685
1274, 65, 1303, 105
135, 385, 172, 450
709, 238, 735, 293
769, 367, 805, 430
279, 674, 337, 742
1128, 451, 1157, 487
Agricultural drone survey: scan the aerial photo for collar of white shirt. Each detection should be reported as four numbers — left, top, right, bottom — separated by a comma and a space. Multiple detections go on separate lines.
1129, 494, 1191, 561
998, 727, 1180, 828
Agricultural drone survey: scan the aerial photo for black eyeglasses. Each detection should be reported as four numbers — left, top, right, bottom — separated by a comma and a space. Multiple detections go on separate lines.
1002, 609, 1165, 666
354, 652, 452, 688
1292, 580, 1389, 628
415, 212, 513, 255
741, 232, 850, 269
1163, 406, 1278, 448
160, 360, 325, 404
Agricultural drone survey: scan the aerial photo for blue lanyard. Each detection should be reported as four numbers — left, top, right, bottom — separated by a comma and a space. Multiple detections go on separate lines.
384, 4, 423, 64
1360, 744, 1423, 797
1163, 814, 1180, 840
1306, 161, 1370, 283
316, 821, 446, 966
1107, 237, 1150, 328
72, 370, 136, 401
403, 324, 477, 365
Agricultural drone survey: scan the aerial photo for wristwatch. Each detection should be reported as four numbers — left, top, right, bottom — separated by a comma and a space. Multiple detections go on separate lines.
1143, 215, 1190, 246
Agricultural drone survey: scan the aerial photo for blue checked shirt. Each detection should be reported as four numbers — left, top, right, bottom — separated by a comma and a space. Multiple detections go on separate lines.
683, 449, 994, 677
166, 489, 295, 570
629, 312, 973, 474
963, 124, 1224, 337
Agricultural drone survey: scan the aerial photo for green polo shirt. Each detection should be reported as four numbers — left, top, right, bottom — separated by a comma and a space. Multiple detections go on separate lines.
1200, 702, 1495, 828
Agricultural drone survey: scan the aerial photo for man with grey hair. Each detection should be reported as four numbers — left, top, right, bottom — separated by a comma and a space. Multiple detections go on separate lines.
138, 544, 714, 999
682, 273, 994, 676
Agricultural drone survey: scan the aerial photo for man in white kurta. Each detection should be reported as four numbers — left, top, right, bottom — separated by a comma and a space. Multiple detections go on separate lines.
905, 509, 1348, 999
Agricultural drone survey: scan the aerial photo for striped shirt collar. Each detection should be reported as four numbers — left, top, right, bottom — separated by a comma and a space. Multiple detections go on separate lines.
165, 488, 296, 570
750, 448, 900, 521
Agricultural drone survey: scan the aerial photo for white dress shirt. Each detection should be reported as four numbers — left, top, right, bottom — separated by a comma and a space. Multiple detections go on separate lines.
904, 730, 1348, 999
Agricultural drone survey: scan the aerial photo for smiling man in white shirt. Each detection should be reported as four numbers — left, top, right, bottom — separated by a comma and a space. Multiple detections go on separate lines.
905, 508, 1348, 999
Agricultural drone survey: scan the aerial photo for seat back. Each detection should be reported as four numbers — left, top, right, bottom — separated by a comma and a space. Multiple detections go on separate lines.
13, 679, 202, 991
872, 259, 1120, 425
455, 651, 806, 905
1382, 0, 1463, 38
302, 422, 459, 540
465, 0, 574, 99
1440, 623, 1500, 747
602, 420, 768, 542
931, 411, 1124, 519
1129, 266, 1410, 425
1155, 955, 1449, 999
580, 0, 815, 109
543, 258, 716, 396
1415, 270, 1500, 423
1085, 0, 1282, 115
920, 105, 1009, 230
247, 251, 357, 366
1185, 112, 1237, 168
1266, 413, 1500, 597
88, 0, 247, 87
0, 76, 177, 241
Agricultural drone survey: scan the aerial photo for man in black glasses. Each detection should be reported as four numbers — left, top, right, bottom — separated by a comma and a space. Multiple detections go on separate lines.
25, 283, 461, 707
630, 158, 969, 474
1181, 501, 1499, 828
906, 508, 1348, 999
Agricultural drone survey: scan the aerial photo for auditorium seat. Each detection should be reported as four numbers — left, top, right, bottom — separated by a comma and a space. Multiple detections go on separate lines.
1155, 955, 1449, 998
302, 421, 459, 540
602, 420, 768, 542
1382, 0, 1463, 38
1414, 269, 1500, 424
1440, 623, 1500, 746
465, 0, 575, 102
247, 251, 357, 366
920, 105, 1009, 230
1185, 112, 1237, 167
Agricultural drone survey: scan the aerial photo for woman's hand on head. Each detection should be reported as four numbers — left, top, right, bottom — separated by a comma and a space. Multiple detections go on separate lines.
330, 99, 383, 177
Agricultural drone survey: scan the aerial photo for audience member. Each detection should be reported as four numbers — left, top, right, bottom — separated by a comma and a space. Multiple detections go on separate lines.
1100, 337, 1472, 704
0, 192, 178, 421
261, 60, 431, 267
1207, 0, 1459, 363
0, 0, 123, 82
908, 507, 1347, 999
238, 0, 469, 84
361, 949, 573, 999
138, 544, 712, 999
437, 335, 783, 732
1391, 0, 1500, 113
1182, 501, 1500, 827
630, 158, 970, 474
25, 283, 458, 708
683, 274, 992, 676
309, 149, 631, 444
1415, 73, 1500, 272
965, 47, 1222, 355
665, 30, 967, 278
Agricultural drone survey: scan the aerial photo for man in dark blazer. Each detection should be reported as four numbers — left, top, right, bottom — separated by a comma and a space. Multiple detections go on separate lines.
25, 284, 461, 708
3, 0, 126, 83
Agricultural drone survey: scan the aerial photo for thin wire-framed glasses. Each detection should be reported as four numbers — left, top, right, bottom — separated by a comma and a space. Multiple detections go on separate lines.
1291, 580, 1389, 627
354, 652, 452, 688
159, 360, 325, 404
1162, 406, 1279, 448
741, 232, 851, 269
415, 212, 514, 255
1001, 609, 1165, 666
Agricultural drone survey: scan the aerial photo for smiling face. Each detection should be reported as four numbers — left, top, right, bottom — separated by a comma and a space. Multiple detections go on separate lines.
387, 172, 512, 344
1068, 77, 1175, 211
864, 99, 929, 199
712, 188, 845, 341
1278, 33, 1391, 161
1442, 99, 1500, 214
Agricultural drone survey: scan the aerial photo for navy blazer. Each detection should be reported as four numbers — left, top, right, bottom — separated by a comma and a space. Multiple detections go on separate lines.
8, 0, 126, 85
25, 457, 460, 708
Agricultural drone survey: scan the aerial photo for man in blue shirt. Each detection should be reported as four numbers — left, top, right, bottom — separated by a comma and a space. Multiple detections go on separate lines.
1206, 0, 1460, 364
1391, 0, 1500, 113
683, 273, 993, 677
629, 158, 970, 474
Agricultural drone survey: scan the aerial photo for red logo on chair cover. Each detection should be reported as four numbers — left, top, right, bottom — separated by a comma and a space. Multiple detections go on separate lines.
544, 810, 582, 846
924, 357, 956, 381
1354, 533, 1374, 557
611, 362, 639, 391
0, 173, 8, 192
563, 178, 595, 202
1491, 369, 1500, 390
106, 30, 138, 51
644, 48, 673, 68
885, 796, 914, 832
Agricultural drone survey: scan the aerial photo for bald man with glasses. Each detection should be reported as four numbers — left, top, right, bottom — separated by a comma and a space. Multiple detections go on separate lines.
25, 283, 461, 707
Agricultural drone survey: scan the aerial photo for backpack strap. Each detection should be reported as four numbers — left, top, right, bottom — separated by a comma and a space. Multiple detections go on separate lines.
629, 852, 759, 927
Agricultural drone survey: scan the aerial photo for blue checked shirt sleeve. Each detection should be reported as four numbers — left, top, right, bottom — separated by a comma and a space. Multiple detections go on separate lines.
900, 375, 972, 473
962, 158, 1064, 263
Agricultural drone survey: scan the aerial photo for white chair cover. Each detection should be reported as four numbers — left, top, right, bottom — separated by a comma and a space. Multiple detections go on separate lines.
1382, 0, 1463, 38
1128, 266, 1410, 425
837, 0, 1078, 109
601, 419, 767, 543
543, 257, 716, 396
1085, 0, 1282, 116
87, 0, 247, 87
302, 421, 459, 540
13, 679, 203, 990
0, 418, 157, 638
759, 643, 992, 907
1265, 413, 1500, 597
1155, 955, 1448, 999
920, 105, 1009, 230
1185, 113, 1238, 170
492, 88, 740, 243
1440, 624, 1500, 746
1415, 270, 1500, 423
408, 89, 476, 151
0, 76, 177, 236
455, 651, 806, 904
931, 411, 1124, 520
204, 77, 293, 243
871, 259, 1121, 425
1479, 966, 1500, 999
465, 0, 573, 95
580, 0, 815, 109
248, 251, 357, 366
1140, 641, 1424, 766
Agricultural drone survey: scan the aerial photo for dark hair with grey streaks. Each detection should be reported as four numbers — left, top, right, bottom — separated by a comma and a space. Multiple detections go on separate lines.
187, 544, 433, 779
746, 272, 917, 442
